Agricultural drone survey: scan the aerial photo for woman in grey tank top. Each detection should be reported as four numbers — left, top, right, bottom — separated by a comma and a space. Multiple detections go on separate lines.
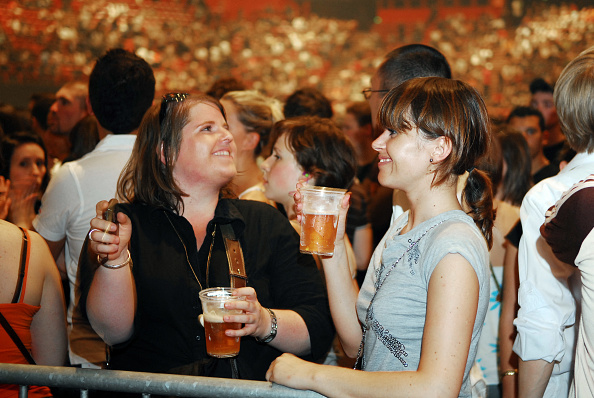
267, 77, 495, 398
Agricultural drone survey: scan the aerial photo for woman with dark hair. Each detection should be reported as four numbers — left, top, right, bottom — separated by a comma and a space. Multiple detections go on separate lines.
498, 128, 532, 207
261, 116, 357, 216
260, 116, 362, 276
475, 127, 532, 396
267, 77, 494, 397
0, 131, 50, 229
80, 93, 333, 381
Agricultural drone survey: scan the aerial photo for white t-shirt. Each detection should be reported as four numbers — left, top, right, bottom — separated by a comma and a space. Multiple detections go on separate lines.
540, 176, 594, 398
514, 151, 594, 397
33, 134, 136, 366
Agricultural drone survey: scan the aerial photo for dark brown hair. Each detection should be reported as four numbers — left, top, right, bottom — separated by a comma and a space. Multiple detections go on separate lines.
379, 77, 494, 249
269, 116, 356, 189
497, 127, 532, 206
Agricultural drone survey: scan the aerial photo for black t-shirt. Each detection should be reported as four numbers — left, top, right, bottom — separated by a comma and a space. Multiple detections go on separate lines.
543, 140, 566, 165
505, 219, 523, 249
533, 163, 560, 185
79, 199, 334, 380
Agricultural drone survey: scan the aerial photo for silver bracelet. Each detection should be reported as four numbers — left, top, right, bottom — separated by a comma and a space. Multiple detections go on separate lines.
255, 308, 277, 343
99, 250, 132, 270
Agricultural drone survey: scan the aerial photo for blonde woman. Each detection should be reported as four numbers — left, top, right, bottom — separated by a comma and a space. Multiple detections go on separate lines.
220, 90, 283, 205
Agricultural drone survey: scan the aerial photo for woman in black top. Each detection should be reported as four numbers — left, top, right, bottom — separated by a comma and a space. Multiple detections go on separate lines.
79, 93, 333, 380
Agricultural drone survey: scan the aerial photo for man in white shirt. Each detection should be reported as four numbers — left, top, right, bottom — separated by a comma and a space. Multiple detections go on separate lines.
33, 49, 155, 368
514, 46, 594, 397
541, 176, 594, 398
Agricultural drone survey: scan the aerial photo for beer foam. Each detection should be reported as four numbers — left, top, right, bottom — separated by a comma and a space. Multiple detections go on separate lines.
203, 310, 225, 323
302, 209, 339, 216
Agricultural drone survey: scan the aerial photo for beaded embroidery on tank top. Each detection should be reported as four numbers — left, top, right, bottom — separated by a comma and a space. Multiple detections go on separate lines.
355, 219, 447, 370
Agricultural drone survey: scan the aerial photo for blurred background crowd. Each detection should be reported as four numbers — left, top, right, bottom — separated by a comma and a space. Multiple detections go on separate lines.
0, 0, 592, 116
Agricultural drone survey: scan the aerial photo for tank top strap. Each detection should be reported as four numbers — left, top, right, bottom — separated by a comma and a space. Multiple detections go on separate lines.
11, 227, 31, 304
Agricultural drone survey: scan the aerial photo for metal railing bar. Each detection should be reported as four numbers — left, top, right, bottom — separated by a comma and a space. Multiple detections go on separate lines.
0, 364, 324, 398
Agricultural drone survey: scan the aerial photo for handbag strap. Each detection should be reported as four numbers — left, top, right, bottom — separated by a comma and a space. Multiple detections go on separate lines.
220, 223, 245, 379
220, 223, 248, 289
11, 227, 30, 304
0, 311, 36, 364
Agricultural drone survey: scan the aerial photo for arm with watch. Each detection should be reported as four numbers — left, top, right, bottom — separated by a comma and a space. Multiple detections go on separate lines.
224, 292, 311, 355
220, 200, 334, 364
210, 220, 312, 356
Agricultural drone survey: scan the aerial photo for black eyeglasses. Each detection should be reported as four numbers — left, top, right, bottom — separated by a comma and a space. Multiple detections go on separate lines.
361, 88, 390, 100
159, 92, 189, 125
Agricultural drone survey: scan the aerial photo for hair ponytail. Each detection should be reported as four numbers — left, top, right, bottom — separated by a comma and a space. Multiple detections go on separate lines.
463, 168, 495, 250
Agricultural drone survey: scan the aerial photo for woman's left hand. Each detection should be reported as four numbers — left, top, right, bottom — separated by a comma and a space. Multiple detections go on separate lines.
0, 177, 11, 220
7, 178, 39, 228
266, 353, 317, 390
223, 287, 271, 340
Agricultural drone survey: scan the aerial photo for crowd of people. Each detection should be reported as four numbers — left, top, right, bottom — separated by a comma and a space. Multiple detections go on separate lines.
0, 0, 593, 113
0, 2, 594, 398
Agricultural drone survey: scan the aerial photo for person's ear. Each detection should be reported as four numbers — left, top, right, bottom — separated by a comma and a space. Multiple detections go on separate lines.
430, 136, 452, 163
160, 143, 166, 165
243, 132, 261, 152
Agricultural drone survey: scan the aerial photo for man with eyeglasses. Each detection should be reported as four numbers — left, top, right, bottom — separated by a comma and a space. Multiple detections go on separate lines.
359, 44, 452, 245
363, 44, 451, 131
33, 49, 155, 375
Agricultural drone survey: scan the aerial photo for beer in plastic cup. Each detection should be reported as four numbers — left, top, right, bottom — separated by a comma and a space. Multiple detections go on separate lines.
299, 186, 346, 256
198, 287, 243, 358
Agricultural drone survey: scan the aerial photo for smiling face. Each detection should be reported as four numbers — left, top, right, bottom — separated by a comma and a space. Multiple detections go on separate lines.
9, 143, 47, 188
173, 103, 236, 192
260, 133, 303, 210
371, 124, 433, 192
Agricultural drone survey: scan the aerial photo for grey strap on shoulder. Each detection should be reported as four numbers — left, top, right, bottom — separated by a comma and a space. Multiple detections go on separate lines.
220, 223, 247, 289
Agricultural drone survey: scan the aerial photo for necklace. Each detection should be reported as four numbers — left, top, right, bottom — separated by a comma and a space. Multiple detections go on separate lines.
164, 211, 204, 290
354, 218, 447, 370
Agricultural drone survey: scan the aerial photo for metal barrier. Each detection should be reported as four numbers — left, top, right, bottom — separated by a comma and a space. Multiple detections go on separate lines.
0, 363, 325, 397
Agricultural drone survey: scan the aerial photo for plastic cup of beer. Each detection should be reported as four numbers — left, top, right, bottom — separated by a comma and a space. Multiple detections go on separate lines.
198, 287, 244, 358
299, 186, 347, 256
